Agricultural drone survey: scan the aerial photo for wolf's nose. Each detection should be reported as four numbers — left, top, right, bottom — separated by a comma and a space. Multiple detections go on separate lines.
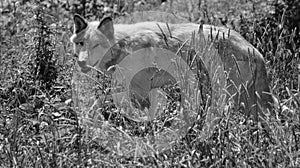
77, 60, 91, 73
77, 60, 87, 67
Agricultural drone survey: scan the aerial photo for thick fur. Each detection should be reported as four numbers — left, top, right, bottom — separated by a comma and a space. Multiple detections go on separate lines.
70, 14, 274, 117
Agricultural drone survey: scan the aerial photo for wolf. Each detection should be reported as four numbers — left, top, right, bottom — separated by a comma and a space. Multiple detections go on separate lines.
70, 14, 274, 119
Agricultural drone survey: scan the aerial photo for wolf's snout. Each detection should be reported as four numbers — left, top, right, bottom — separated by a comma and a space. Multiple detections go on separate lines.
76, 51, 91, 72
77, 51, 88, 67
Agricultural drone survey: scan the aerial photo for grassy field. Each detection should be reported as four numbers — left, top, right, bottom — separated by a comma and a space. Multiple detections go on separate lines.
0, 0, 299, 167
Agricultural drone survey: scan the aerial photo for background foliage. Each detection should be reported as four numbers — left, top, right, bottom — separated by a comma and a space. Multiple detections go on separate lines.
0, 0, 299, 167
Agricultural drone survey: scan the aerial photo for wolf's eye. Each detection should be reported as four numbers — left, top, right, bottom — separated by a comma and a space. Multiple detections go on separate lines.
75, 42, 84, 46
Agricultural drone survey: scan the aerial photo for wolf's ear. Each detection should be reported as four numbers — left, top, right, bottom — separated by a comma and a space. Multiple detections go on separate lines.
98, 17, 114, 43
74, 14, 88, 34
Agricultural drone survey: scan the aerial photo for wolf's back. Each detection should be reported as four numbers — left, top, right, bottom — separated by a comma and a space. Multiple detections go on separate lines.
113, 21, 273, 117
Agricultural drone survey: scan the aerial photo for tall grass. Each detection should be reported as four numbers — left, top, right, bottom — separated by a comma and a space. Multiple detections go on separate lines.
0, 0, 299, 167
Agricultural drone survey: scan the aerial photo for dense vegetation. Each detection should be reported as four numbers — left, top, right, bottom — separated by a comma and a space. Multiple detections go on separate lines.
0, 0, 299, 167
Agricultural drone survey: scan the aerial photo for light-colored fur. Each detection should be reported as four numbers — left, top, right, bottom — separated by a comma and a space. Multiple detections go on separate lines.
71, 20, 263, 70
70, 15, 274, 118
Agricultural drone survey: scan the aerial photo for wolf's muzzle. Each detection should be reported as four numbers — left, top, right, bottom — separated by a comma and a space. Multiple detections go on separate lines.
74, 53, 87, 66
74, 53, 90, 73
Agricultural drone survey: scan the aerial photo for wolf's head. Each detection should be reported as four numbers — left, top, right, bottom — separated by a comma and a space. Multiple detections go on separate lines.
70, 14, 115, 73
